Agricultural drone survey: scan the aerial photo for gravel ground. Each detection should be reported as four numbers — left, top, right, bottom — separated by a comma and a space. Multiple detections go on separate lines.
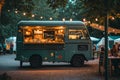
0, 54, 120, 80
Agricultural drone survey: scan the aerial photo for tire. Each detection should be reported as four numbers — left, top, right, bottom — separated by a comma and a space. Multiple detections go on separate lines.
30, 55, 42, 68
71, 55, 84, 67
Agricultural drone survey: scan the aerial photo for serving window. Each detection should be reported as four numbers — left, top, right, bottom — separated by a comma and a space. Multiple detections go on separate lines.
23, 26, 65, 44
68, 29, 89, 40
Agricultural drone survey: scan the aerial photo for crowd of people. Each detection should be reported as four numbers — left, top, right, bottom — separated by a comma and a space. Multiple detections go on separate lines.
93, 42, 120, 74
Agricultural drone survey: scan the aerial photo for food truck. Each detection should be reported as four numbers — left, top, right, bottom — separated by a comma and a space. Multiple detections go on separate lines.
15, 20, 93, 68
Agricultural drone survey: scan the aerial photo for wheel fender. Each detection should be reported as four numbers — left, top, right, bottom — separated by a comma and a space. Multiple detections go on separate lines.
71, 54, 87, 62
29, 54, 42, 62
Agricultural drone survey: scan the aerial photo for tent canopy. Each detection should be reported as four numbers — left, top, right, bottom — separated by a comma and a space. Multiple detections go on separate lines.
97, 37, 114, 49
90, 37, 99, 41
114, 38, 120, 44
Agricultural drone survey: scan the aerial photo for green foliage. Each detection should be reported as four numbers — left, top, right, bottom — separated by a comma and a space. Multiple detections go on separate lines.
1, 0, 59, 37
31, 0, 58, 20
81, 0, 120, 24
80, 0, 120, 37
1, 0, 120, 38
47, 0, 68, 9
57, 1, 84, 20
0, 24, 16, 37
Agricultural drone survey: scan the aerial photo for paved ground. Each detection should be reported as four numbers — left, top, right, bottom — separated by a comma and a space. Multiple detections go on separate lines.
0, 54, 120, 80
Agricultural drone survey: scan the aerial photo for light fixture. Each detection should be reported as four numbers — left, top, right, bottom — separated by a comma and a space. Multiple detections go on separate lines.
62, 18, 65, 21
23, 12, 26, 16
50, 17, 52, 20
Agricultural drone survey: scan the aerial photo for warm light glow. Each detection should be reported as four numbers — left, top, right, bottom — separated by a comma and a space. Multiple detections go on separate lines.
88, 21, 91, 24
34, 30, 43, 34
8, 10, 10, 12
50, 17, 52, 20
25, 31, 31, 35
70, 18, 72, 21
15, 10, 18, 14
40, 16, 43, 19
23, 12, 26, 16
59, 26, 64, 29
95, 18, 98, 21
62, 18, 65, 21
90, 23, 120, 34
58, 30, 64, 33
111, 17, 115, 20
0, 0, 4, 13
83, 18, 86, 22
32, 14, 35, 17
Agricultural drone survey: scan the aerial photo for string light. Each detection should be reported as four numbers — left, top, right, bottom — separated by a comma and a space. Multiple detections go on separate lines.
32, 14, 35, 17
49, 17, 52, 20
40, 16, 43, 19
83, 18, 86, 22
70, 18, 72, 21
8, 10, 10, 12
95, 18, 98, 21
62, 18, 65, 21
6, 9, 119, 34
113, 29, 115, 32
90, 23, 120, 34
15, 10, 18, 14
111, 17, 115, 20
23, 12, 26, 16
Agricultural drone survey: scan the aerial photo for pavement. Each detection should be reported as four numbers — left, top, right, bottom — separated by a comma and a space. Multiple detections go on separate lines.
0, 54, 120, 80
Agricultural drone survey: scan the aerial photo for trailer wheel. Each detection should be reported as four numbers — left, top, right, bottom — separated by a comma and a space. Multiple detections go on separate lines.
30, 55, 42, 68
71, 55, 84, 67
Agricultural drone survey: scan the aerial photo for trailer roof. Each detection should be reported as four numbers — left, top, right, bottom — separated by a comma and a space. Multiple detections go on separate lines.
17, 20, 85, 27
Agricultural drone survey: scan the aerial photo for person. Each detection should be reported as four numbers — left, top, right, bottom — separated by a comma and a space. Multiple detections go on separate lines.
10, 42, 14, 54
93, 44, 96, 59
110, 44, 118, 57
99, 46, 105, 73
110, 44, 120, 73
99, 46, 105, 65
118, 44, 120, 52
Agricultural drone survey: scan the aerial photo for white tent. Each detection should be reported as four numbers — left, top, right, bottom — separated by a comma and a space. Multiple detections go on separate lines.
114, 38, 120, 44
97, 37, 114, 49
90, 37, 99, 41
5, 36, 16, 51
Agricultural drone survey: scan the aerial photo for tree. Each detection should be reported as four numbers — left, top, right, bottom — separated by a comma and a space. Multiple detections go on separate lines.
56, 0, 85, 21
0, 0, 34, 37
0, 0, 60, 37
79, 0, 120, 37
81, 0, 120, 24
31, 0, 58, 20
0, 0, 4, 14
0, 0, 5, 24
47, 0, 68, 9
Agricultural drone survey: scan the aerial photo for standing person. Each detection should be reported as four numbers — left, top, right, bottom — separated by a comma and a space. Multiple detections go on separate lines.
115, 42, 119, 53
99, 46, 105, 73
110, 44, 118, 57
110, 44, 119, 73
10, 42, 13, 54
93, 44, 96, 59
117, 44, 120, 52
